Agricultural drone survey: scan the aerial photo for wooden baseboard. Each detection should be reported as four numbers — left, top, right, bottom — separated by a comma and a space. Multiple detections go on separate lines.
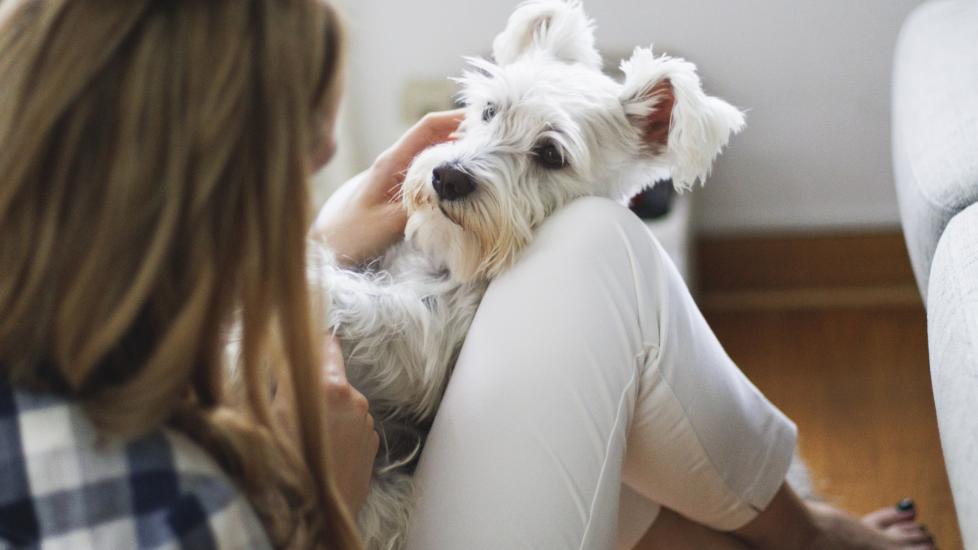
696, 231, 922, 311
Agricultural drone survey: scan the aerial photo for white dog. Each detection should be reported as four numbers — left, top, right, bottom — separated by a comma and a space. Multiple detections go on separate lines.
310, 1, 746, 547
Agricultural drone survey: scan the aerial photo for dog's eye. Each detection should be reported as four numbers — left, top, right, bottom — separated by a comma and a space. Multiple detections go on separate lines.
482, 103, 497, 123
533, 142, 566, 169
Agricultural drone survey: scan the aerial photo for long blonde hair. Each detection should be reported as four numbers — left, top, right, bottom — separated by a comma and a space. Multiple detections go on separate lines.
0, 0, 358, 547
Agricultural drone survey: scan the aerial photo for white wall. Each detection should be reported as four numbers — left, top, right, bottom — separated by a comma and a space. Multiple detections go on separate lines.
339, 1, 922, 234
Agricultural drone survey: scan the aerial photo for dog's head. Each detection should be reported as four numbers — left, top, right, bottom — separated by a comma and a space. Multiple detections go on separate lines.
402, 0, 744, 282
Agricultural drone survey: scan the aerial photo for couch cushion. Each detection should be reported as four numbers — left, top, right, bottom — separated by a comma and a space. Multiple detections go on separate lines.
892, 0, 978, 300
928, 202, 978, 547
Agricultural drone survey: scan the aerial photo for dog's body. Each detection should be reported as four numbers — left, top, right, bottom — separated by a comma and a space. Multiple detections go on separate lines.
308, 243, 485, 548
311, 2, 749, 547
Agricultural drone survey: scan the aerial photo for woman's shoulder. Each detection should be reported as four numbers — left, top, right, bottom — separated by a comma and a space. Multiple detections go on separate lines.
0, 380, 271, 549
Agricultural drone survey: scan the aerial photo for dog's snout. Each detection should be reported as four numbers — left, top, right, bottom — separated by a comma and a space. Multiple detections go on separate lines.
432, 164, 475, 201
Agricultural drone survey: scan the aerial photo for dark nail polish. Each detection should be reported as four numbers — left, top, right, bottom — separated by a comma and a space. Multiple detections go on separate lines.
896, 498, 915, 511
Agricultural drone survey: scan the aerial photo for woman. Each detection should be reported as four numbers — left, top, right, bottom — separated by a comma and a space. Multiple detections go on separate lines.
0, 1, 934, 549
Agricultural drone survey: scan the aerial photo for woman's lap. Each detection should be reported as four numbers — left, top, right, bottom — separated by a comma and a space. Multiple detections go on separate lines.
404, 197, 796, 550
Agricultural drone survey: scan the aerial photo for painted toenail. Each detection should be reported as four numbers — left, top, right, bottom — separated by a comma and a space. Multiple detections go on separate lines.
896, 498, 915, 511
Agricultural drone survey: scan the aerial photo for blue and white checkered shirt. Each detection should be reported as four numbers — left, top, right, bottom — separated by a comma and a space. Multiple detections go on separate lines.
0, 378, 271, 549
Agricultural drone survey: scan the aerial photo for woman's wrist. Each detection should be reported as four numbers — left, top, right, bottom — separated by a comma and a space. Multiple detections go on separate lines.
312, 166, 407, 266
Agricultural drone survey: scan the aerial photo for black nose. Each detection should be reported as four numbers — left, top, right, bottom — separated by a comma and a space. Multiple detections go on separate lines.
432, 164, 476, 201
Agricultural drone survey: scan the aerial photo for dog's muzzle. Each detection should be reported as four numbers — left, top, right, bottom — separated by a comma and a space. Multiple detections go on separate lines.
432, 164, 476, 201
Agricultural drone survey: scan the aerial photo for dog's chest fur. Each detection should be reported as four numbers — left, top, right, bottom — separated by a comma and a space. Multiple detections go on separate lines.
328, 242, 485, 420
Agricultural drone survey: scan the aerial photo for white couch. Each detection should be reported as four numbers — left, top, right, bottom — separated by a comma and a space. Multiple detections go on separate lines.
892, 0, 978, 545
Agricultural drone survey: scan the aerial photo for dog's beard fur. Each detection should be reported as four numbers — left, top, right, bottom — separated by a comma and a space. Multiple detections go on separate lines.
313, 2, 751, 548
403, 148, 534, 282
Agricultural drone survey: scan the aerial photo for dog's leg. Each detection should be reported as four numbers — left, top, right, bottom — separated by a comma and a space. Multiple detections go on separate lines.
309, 247, 484, 421
358, 472, 416, 550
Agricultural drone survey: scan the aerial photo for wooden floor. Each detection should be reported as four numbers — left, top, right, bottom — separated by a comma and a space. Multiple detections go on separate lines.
707, 305, 962, 550
670, 232, 963, 548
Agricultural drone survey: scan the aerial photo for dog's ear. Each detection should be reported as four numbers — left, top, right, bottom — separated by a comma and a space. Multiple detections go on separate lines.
620, 47, 745, 190
491, 1, 601, 69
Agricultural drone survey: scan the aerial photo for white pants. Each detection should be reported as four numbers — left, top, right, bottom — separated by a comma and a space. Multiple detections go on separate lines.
404, 197, 796, 550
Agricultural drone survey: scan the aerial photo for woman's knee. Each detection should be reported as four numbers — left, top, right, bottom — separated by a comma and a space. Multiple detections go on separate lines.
542, 196, 649, 244
522, 196, 668, 278
469, 195, 662, 386
475, 195, 673, 362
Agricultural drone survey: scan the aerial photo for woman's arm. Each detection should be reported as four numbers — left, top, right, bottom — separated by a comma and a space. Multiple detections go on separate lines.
298, 110, 464, 516
312, 110, 464, 265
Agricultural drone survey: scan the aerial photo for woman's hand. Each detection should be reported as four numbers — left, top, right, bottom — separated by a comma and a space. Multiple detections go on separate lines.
312, 109, 464, 265
319, 336, 379, 515
271, 336, 378, 515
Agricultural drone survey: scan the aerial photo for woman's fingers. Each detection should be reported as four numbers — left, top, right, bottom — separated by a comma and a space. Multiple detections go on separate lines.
321, 333, 346, 382
384, 109, 466, 173
408, 109, 465, 150
320, 336, 372, 423
318, 338, 379, 514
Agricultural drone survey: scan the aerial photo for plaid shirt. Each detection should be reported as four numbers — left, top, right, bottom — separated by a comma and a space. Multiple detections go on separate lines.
0, 378, 270, 549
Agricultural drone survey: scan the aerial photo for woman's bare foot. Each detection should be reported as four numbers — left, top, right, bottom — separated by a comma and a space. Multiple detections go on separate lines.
806, 499, 935, 550
735, 484, 936, 550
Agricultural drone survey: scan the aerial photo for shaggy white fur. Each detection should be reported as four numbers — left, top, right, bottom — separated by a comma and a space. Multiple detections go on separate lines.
310, 1, 748, 547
